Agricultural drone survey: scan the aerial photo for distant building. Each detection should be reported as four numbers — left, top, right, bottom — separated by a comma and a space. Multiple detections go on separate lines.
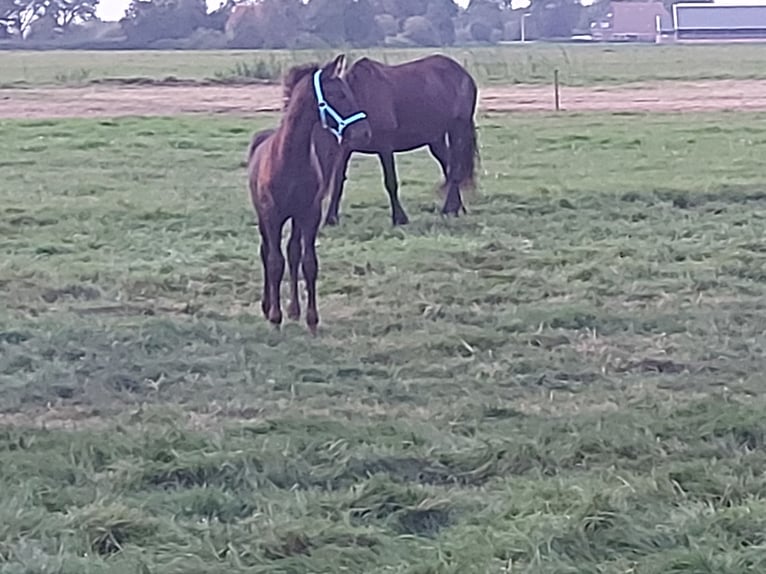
674, 1, 766, 40
590, 2, 674, 43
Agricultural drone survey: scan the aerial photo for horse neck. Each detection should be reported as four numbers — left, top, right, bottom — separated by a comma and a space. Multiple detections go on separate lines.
273, 86, 317, 169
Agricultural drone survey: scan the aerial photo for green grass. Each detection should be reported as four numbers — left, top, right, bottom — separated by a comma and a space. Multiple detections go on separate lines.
2, 111, 766, 572
3, 43, 766, 87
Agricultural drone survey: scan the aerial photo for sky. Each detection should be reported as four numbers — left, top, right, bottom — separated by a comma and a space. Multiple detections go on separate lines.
97, 0, 225, 21
95, 0, 474, 22
101, 0, 766, 23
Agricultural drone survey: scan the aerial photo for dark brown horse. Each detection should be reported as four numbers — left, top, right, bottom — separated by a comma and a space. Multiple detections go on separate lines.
247, 55, 371, 334
246, 125, 337, 197
321, 54, 479, 227
246, 73, 344, 211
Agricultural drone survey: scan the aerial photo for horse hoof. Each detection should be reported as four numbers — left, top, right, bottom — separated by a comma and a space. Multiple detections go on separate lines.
307, 311, 319, 336
268, 310, 283, 326
324, 215, 339, 227
287, 306, 300, 321
392, 212, 409, 226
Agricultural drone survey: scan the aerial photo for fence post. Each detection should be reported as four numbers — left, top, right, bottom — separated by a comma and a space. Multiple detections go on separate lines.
655, 14, 661, 43
554, 69, 560, 112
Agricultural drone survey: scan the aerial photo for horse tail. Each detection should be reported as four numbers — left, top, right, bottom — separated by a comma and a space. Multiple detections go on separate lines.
455, 74, 480, 192
457, 117, 479, 192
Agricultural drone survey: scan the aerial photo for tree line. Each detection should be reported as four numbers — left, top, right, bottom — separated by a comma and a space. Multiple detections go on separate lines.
0, 0, 666, 49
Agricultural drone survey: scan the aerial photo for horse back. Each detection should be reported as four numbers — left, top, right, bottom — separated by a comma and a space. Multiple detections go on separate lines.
371, 55, 475, 103
353, 54, 476, 137
401, 55, 475, 116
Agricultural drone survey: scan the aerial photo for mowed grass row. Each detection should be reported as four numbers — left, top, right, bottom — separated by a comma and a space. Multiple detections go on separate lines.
4, 43, 766, 87
2, 111, 766, 572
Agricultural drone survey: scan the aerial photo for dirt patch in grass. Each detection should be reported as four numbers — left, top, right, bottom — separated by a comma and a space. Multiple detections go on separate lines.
3, 79, 766, 119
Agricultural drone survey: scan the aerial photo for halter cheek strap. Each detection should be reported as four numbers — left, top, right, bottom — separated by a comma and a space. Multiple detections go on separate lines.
313, 69, 367, 142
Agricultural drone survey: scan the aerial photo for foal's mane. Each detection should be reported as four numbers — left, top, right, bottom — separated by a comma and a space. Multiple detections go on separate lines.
281, 63, 320, 111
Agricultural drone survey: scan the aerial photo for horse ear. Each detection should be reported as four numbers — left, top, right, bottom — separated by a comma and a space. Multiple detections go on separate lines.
323, 54, 346, 78
338, 54, 349, 78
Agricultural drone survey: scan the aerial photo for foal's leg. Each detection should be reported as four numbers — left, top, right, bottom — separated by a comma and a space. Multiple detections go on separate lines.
265, 220, 286, 327
286, 220, 303, 321
298, 209, 322, 335
259, 230, 270, 319
379, 152, 409, 226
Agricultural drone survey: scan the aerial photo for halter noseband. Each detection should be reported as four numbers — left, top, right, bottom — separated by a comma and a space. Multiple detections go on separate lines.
313, 69, 367, 142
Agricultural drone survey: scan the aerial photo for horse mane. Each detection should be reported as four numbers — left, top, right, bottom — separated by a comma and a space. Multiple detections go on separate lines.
281, 62, 320, 110
352, 56, 375, 70
345, 56, 387, 87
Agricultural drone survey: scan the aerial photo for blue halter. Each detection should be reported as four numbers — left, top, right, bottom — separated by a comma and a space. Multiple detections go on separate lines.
313, 69, 367, 142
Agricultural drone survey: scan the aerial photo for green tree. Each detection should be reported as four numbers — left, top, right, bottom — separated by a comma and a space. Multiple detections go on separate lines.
204, 0, 235, 32
303, 0, 344, 44
401, 14, 439, 45
120, 0, 207, 45
531, 0, 581, 38
0, 0, 99, 36
425, 0, 456, 44
47, 0, 99, 31
226, 0, 301, 49
0, 0, 47, 36
372, 0, 429, 18
463, 0, 506, 42
466, 0, 511, 8
0, 0, 19, 35
304, 0, 382, 47
344, 0, 382, 47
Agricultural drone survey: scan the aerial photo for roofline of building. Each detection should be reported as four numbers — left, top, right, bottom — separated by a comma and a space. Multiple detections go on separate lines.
673, 2, 766, 32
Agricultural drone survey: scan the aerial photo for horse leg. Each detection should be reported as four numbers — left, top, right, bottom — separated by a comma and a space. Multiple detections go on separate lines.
442, 125, 467, 217
299, 210, 322, 335
379, 152, 409, 226
259, 229, 270, 319
286, 220, 302, 321
265, 220, 286, 327
324, 148, 352, 227
429, 135, 450, 183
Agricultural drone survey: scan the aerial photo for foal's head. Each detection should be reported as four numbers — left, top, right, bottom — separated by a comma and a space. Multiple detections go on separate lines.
283, 55, 372, 148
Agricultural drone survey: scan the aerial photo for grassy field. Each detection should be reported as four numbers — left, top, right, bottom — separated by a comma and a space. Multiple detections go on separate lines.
2, 109, 766, 572
3, 43, 766, 87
